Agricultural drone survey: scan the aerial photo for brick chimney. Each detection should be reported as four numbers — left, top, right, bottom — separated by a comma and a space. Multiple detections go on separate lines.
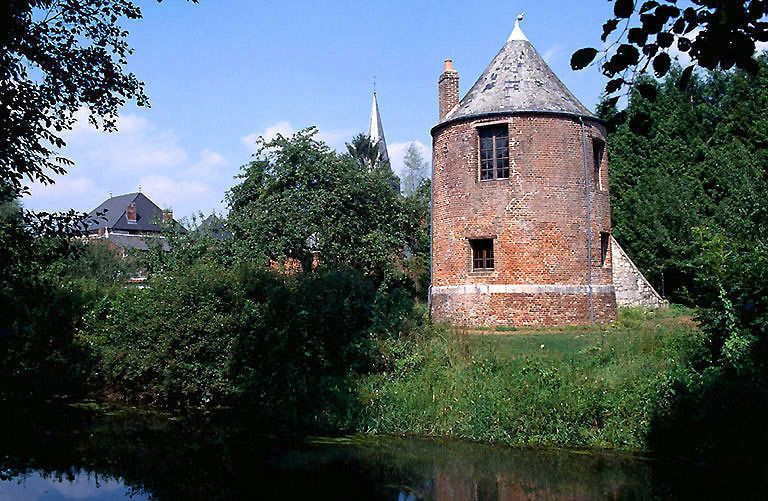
162, 209, 173, 223
126, 203, 137, 223
438, 59, 459, 120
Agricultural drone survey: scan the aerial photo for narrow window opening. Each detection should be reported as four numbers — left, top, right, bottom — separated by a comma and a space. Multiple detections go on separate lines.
593, 139, 605, 190
479, 126, 509, 180
600, 232, 610, 266
471, 238, 495, 270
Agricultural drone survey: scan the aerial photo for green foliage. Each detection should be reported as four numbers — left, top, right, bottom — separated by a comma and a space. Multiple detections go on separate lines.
46, 239, 137, 284
0, 267, 104, 399
346, 133, 381, 171
355, 308, 706, 451
1, 0, 149, 199
78, 263, 420, 422
227, 128, 408, 279
576, 1, 767, 101
605, 58, 768, 304
0, 192, 100, 398
401, 178, 431, 300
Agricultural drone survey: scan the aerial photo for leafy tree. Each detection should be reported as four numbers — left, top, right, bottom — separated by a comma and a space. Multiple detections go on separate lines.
46, 239, 137, 284
572, 0, 767, 129
227, 128, 407, 279
0, 0, 195, 399
346, 132, 401, 192
0, 0, 154, 201
346, 133, 382, 171
400, 143, 429, 196
402, 178, 431, 299
605, 56, 768, 402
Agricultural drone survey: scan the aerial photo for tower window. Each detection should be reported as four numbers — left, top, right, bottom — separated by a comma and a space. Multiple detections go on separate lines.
479, 126, 509, 180
471, 238, 495, 270
600, 232, 610, 266
593, 139, 605, 190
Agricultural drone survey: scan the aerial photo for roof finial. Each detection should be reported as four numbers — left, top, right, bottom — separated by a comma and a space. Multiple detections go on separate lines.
508, 11, 528, 42
373, 75, 376, 94
138, 185, 142, 193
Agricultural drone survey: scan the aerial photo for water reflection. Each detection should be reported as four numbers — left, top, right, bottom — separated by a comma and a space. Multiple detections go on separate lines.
0, 401, 764, 500
0, 470, 145, 500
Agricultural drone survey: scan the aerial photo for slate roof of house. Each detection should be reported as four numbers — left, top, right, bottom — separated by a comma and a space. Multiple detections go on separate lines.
442, 19, 595, 124
85, 192, 182, 233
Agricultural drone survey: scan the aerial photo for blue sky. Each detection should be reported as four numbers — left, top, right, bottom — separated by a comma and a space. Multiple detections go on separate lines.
25, 0, 615, 220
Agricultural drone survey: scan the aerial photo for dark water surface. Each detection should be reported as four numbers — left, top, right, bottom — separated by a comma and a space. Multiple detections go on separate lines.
0, 401, 764, 500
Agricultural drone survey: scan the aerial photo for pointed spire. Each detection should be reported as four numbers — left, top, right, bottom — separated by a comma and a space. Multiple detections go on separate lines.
507, 12, 528, 42
369, 91, 389, 163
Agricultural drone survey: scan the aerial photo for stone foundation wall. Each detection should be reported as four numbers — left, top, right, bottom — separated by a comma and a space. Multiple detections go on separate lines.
611, 237, 667, 308
431, 288, 617, 327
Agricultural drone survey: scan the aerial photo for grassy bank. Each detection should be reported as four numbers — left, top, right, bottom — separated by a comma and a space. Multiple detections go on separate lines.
355, 307, 705, 451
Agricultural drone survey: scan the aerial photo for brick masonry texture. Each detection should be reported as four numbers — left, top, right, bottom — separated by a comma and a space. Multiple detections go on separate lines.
439, 69, 460, 121
430, 114, 618, 326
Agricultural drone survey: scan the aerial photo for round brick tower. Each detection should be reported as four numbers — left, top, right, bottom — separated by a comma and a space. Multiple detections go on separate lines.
430, 19, 617, 327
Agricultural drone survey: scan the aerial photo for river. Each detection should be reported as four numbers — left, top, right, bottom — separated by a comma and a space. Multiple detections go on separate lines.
0, 401, 762, 500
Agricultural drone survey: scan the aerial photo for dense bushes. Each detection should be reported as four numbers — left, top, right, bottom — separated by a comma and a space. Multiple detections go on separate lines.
0, 276, 100, 399
78, 263, 417, 425
0, 194, 104, 399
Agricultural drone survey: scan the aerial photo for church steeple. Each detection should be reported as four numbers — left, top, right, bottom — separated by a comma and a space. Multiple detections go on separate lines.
369, 91, 389, 163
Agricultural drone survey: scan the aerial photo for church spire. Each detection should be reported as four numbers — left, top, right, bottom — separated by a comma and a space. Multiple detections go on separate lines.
369, 90, 389, 163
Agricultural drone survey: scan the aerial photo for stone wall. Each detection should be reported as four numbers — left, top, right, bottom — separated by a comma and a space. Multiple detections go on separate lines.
611, 237, 667, 308
430, 113, 617, 326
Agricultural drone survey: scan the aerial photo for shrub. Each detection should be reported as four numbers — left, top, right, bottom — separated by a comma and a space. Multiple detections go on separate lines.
79, 263, 421, 425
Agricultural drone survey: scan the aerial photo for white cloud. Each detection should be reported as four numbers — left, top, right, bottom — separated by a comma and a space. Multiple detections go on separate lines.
23, 111, 231, 218
242, 122, 429, 180
139, 174, 211, 208
241, 121, 295, 153
27, 176, 103, 213
388, 140, 430, 179
241, 121, 354, 154
543, 45, 561, 64
61, 111, 188, 172
187, 149, 227, 180
316, 128, 355, 151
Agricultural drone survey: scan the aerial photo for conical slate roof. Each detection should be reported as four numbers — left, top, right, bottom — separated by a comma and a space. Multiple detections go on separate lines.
444, 20, 595, 123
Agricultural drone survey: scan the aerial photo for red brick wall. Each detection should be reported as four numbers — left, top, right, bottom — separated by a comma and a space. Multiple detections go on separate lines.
430, 114, 617, 326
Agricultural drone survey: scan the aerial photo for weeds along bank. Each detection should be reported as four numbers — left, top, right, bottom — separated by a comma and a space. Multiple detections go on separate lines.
354, 308, 707, 451
2, 255, 743, 455
4, 259, 713, 453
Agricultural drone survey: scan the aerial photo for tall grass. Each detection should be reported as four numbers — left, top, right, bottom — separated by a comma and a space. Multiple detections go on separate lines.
355, 307, 705, 451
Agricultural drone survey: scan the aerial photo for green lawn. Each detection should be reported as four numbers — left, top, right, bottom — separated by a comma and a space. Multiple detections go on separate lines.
469, 305, 695, 359
355, 306, 704, 451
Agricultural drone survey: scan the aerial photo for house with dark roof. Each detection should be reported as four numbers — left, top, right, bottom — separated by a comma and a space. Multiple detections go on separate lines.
85, 192, 184, 253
